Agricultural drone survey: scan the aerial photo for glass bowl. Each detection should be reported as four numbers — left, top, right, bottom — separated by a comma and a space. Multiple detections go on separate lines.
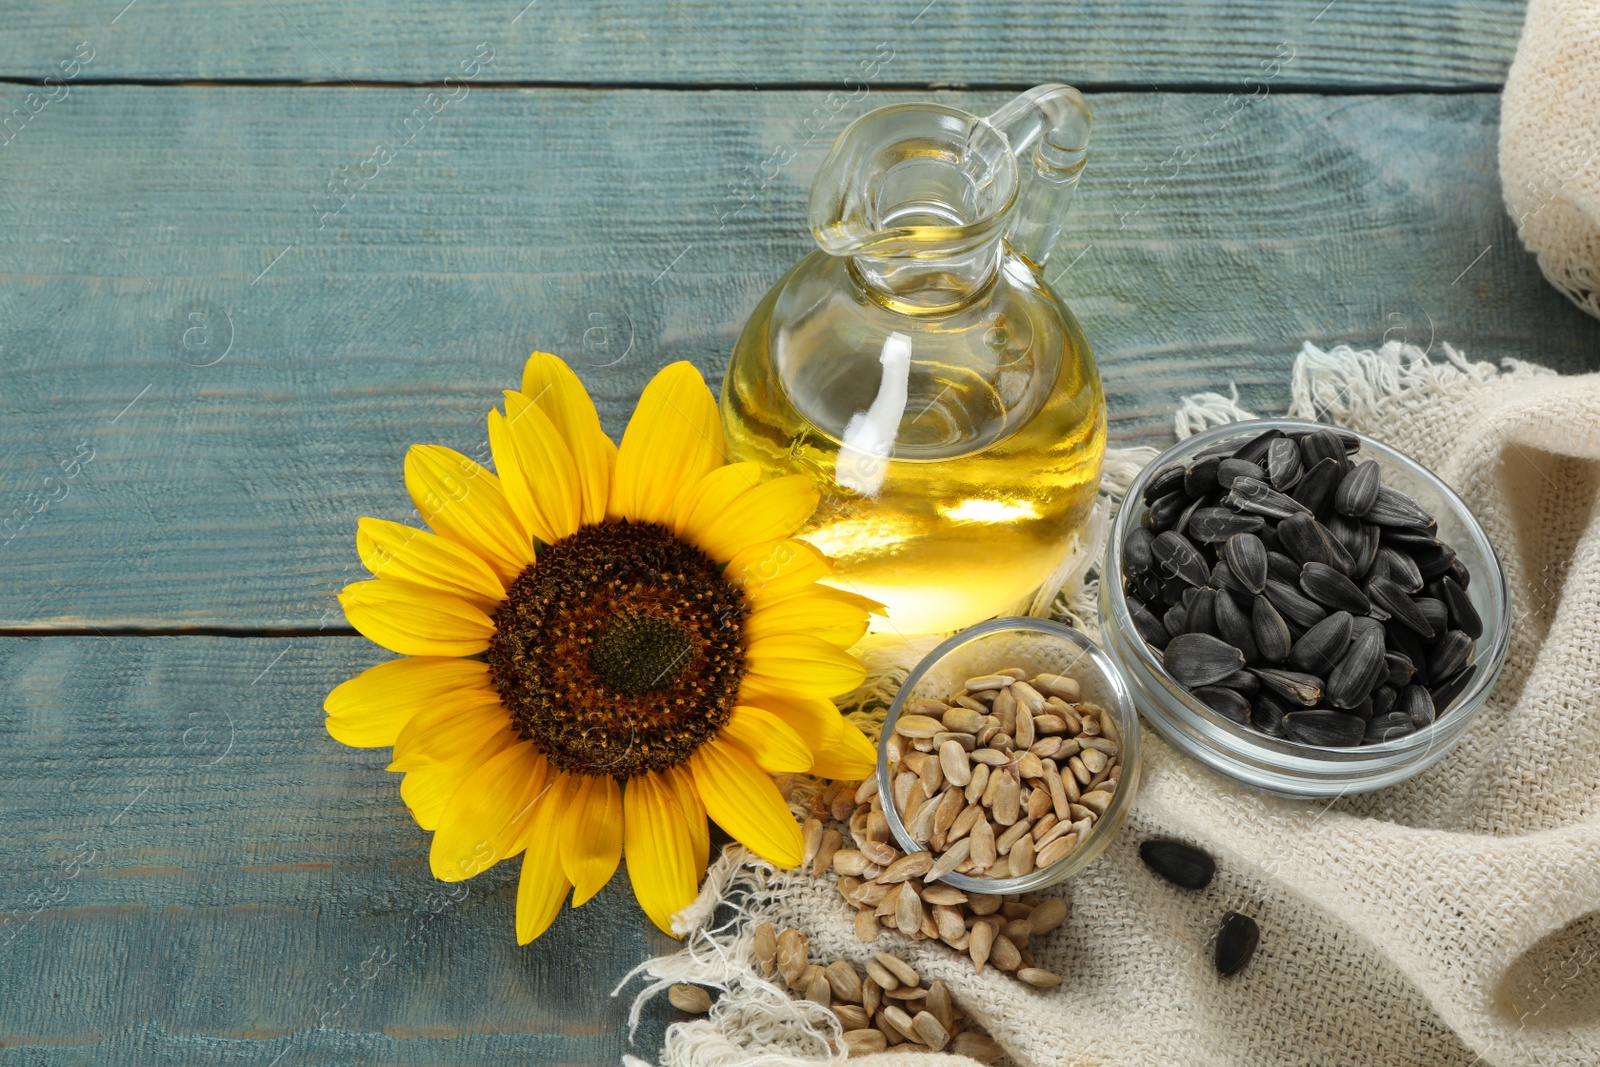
875, 617, 1142, 892
1100, 417, 1510, 797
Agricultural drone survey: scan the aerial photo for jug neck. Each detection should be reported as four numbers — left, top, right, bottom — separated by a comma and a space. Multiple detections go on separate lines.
849, 230, 1004, 312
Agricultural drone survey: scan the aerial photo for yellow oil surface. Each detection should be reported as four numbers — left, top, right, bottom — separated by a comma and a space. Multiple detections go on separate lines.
722, 253, 1106, 635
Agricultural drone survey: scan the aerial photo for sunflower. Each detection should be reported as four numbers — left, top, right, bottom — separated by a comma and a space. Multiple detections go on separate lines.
323, 354, 878, 943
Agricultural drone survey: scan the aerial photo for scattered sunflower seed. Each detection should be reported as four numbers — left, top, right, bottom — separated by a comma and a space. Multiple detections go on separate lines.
1215, 911, 1261, 976
1139, 838, 1216, 889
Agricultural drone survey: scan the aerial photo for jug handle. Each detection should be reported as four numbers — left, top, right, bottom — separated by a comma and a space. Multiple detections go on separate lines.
974, 84, 1092, 270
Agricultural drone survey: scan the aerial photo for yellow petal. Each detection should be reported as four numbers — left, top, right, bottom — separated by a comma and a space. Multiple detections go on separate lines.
388, 695, 513, 771
516, 789, 572, 944
325, 656, 495, 748
664, 764, 710, 874
356, 517, 506, 613
399, 730, 519, 830
610, 362, 723, 525
725, 539, 832, 601
405, 444, 534, 584
337, 579, 496, 658
429, 742, 548, 881
721, 706, 815, 773
623, 771, 699, 938
556, 773, 624, 907
668, 462, 761, 535
690, 737, 802, 869
491, 393, 582, 545
736, 691, 845, 750
810, 716, 879, 781
754, 582, 886, 617
684, 476, 820, 563
743, 634, 867, 698
521, 352, 616, 524
744, 592, 871, 648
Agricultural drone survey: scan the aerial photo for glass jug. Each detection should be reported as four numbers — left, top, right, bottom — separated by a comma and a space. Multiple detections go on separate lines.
720, 85, 1106, 634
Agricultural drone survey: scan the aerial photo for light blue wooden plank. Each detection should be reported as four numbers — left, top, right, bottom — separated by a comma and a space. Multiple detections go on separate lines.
0, 0, 1522, 89
0, 635, 683, 1064
0, 87, 1594, 629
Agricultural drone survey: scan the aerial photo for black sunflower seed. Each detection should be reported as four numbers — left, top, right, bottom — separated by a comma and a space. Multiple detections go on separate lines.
1366, 485, 1434, 528
1412, 541, 1458, 580
1364, 711, 1415, 744
1143, 463, 1186, 504
1380, 526, 1442, 552
1323, 529, 1358, 577
1370, 683, 1398, 720
1299, 429, 1350, 474
1287, 610, 1353, 675
1214, 668, 1261, 693
1383, 651, 1415, 689
1188, 507, 1267, 544
1282, 710, 1365, 747
1376, 545, 1424, 593
1266, 551, 1302, 586
1252, 690, 1291, 736
1172, 493, 1208, 538
1290, 456, 1343, 516
1288, 425, 1360, 451
1253, 667, 1323, 707
1367, 576, 1435, 638
1441, 577, 1482, 639
1427, 630, 1474, 682
1124, 525, 1156, 575
1163, 632, 1247, 686
1334, 459, 1382, 517
1324, 513, 1367, 564
1146, 490, 1188, 532
1211, 560, 1253, 600
1164, 602, 1187, 638
1160, 575, 1189, 605
1152, 530, 1211, 588
1355, 522, 1382, 579
1129, 599, 1170, 650
1414, 596, 1448, 636
1185, 455, 1223, 497
1430, 663, 1479, 716
1213, 591, 1260, 665
1265, 437, 1303, 490
1131, 571, 1166, 605
1217, 457, 1267, 489
1232, 428, 1285, 466
1139, 838, 1217, 890
1324, 621, 1387, 709
1445, 556, 1471, 589
1193, 685, 1252, 724
1299, 562, 1370, 614
1264, 578, 1328, 629
1228, 477, 1312, 521
1215, 912, 1261, 977
1350, 694, 1375, 721
1184, 587, 1219, 636
1223, 533, 1268, 594
1385, 622, 1431, 686
1399, 683, 1435, 729
1277, 512, 1335, 568
1251, 594, 1293, 665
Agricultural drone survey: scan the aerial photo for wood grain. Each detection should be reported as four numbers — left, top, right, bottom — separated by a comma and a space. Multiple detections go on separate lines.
0, 634, 682, 1063
0, 0, 1522, 89
0, 86, 1594, 630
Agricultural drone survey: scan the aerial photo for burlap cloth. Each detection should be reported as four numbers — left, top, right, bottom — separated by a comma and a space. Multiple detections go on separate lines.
624, 342, 1600, 1067
1501, 0, 1600, 319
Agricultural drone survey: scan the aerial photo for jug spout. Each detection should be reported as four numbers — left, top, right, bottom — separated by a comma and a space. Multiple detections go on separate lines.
979, 84, 1092, 270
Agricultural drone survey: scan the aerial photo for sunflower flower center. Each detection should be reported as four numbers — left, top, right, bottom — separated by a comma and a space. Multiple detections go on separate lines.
487, 519, 747, 777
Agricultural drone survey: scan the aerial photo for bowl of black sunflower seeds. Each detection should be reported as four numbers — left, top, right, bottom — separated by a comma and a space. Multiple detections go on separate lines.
1099, 418, 1510, 796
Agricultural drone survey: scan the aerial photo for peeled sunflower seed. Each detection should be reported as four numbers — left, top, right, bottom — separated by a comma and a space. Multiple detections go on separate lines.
1215, 911, 1261, 976
1334, 459, 1381, 516
1162, 632, 1246, 686
668, 984, 714, 1013
1139, 838, 1216, 889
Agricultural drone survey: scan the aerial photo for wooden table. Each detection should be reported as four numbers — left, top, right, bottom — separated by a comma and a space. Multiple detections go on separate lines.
1, 3, 1594, 1063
